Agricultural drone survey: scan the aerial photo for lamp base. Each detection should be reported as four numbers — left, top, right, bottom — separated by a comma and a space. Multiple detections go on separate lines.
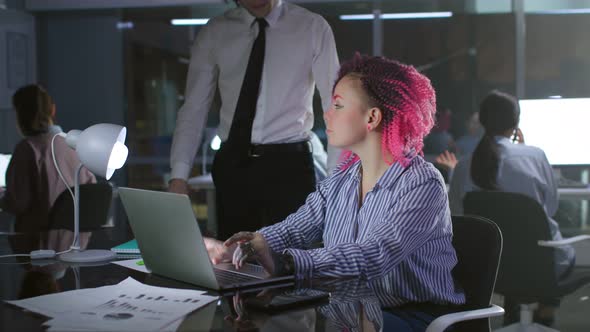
59, 249, 117, 263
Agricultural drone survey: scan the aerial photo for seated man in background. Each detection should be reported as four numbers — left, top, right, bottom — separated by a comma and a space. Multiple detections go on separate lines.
455, 111, 483, 157
1, 84, 96, 253
434, 112, 483, 180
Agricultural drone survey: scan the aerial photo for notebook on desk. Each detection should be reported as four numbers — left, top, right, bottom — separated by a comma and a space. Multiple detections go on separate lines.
118, 187, 293, 292
110, 239, 141, 258
111, 239, 140, 254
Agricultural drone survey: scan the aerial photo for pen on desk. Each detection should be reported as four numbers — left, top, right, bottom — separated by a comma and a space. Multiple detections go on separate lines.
136, 260, 144, 266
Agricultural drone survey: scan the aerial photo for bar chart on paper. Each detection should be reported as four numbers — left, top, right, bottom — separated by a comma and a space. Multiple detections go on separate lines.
115, 292, 203, 303
7, 277, 218, 332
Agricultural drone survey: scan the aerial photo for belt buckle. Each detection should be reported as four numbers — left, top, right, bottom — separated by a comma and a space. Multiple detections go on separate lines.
248, 145, 261, 158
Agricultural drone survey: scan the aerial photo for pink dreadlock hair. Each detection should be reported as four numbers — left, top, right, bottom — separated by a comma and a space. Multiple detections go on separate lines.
335, 53, 437, 170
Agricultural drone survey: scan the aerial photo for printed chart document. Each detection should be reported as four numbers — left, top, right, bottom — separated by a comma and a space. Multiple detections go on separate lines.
6, 277, 217, 332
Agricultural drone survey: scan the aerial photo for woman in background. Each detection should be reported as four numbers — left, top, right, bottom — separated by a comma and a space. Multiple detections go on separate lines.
448, 90, 575, 326
1, 84, 95, 253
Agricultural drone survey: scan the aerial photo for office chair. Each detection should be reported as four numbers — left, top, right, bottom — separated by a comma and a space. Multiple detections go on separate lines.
426, 215, 504, 332
48, 182, 114, 232
463, 191, 590, 332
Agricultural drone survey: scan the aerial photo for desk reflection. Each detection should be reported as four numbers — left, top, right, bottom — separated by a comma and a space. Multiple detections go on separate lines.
2, 234, 453, 332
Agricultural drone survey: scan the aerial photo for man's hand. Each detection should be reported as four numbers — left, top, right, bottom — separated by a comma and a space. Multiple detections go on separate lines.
168, 178, 189, 195
204, 237, 236, 264
435, 150, 458, 171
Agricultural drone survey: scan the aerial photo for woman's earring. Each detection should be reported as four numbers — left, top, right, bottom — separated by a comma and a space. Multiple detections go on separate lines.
367, 124, 371, 131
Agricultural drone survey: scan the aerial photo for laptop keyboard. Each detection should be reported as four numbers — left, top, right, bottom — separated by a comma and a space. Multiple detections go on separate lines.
214, 268, 259, 285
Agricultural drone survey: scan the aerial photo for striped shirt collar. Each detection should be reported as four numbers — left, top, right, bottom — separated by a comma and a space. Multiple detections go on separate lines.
346, 151, 418, 191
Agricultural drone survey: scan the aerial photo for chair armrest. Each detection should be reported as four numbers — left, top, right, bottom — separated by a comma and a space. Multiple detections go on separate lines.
538, 235, 590, 247
425, 304, 504, 332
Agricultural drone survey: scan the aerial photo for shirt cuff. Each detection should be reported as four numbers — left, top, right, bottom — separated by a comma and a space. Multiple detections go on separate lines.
258, 227, 284, 253
170, 162, 192, 181
284, 248, 314, 279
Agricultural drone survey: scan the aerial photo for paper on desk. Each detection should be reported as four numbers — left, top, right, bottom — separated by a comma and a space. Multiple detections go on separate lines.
44, 292, 215, 332
8, 277, 216, 332
46, 317, 185, 332
6, 279, 144, 317
112, 258, 150, 274
44, 288, 216, 331
6, 284, 118, 317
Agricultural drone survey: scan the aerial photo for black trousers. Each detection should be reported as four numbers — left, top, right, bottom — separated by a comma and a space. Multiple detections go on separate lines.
211, 142, 316, 241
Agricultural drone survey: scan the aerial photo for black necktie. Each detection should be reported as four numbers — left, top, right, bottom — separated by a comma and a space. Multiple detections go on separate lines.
227, 18, 268, 150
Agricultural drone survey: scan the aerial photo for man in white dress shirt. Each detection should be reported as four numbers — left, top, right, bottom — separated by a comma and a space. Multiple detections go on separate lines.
168, 0, 339, 240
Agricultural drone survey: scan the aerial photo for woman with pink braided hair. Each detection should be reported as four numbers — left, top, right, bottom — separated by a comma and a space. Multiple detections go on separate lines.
330, 53, 437, 169
207, 54, 465, 329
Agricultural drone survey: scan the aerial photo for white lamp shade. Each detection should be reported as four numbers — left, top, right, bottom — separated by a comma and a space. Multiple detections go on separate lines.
66, 124, 128, 180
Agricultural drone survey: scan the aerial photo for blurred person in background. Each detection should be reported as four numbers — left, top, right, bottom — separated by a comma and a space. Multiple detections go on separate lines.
447, 90, 575, 326
1, 84, 96, 254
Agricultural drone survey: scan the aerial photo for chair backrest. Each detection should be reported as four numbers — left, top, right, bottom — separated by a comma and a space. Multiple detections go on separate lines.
48, 183, 113, 232
463, 191, 557, 296
451, 215, 502, 332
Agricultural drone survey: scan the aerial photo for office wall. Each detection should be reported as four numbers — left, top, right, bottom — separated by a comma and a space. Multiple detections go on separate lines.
0, 9, 36, 153
37, 12, 125, 132
36, 11, 128, 186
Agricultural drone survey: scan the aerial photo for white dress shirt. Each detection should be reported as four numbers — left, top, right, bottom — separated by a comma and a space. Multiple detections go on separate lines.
448, 136, 575, 277
170, 0, 340, 180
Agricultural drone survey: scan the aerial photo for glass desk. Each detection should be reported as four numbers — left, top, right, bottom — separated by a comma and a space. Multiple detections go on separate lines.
0, 248, 395, 332
1, 229, 473, 332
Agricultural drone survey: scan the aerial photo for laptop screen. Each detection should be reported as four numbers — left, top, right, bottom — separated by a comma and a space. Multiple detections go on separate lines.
0, 154, 11, 188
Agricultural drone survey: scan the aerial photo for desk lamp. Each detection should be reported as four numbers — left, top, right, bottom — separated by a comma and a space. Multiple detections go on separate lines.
57, 124, 128, 263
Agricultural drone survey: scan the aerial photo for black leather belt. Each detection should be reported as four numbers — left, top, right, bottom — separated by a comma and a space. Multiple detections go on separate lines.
221, 141, 312, 158
247, 141, 311, 157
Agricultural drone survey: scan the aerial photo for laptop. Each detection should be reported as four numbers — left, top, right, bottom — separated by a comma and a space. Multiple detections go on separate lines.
118, 187, 293, 291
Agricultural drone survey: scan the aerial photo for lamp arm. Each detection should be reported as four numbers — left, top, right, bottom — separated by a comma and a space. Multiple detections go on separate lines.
64, 130, 81, 150
71, 163, 84, 250
51, 133, 75, 202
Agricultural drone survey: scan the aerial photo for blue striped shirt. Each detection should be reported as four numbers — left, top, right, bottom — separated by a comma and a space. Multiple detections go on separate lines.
259, 155, 466, 305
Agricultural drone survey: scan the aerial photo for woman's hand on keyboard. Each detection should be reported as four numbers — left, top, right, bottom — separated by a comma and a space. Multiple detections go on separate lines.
204, 237, 236, 264
225, 232, 275, 274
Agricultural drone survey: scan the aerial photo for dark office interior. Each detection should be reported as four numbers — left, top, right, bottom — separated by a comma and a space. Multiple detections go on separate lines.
1, 1, 590, 331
